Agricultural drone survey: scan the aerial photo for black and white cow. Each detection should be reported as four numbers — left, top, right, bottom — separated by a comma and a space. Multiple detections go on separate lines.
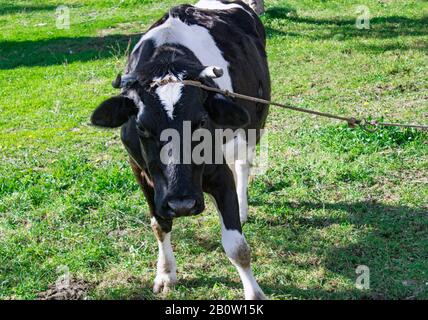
91, 0, 270, 299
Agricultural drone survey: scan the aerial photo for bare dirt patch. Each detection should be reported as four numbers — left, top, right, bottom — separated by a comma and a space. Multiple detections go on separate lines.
37, 278, 91, 300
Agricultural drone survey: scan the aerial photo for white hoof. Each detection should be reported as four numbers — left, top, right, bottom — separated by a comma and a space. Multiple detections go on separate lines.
153, 273, 177, 294
246, 290, 267, 300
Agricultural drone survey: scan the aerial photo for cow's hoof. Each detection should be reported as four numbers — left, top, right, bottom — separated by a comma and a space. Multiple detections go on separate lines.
153, 274, 177, 294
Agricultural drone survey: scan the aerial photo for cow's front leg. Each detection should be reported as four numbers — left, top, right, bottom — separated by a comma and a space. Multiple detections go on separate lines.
151, 217, 177, 294
128, 159, 177, 294
207, 167, 266, 300
219, 216, 266, 300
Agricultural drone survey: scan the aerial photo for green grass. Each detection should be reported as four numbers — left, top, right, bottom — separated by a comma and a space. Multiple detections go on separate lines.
0, 0, 427, 300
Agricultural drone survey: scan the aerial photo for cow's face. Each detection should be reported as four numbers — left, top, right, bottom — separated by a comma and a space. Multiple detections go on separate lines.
91, 60, 249, 220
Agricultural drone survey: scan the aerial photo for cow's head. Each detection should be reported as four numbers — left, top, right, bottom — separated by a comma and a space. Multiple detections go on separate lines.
91, 47, 249, 220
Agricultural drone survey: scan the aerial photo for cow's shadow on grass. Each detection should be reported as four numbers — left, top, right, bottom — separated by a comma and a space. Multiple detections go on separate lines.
250, 199, 427, 299
2, 6, 427, 70
180, 198, 427, 299
0, 3, 58, 16
0, 34, 142, 70
263, 6, 428, 52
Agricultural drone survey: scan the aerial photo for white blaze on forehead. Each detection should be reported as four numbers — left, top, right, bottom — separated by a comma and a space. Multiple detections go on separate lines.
153, 75, 183, 119
132, 16, 234, 93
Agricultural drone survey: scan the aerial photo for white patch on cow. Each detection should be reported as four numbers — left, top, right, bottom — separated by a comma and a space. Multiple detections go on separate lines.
124, 89, 143, 108
152, 218, 177, 293
124, 89, 145, 118
219, 217, 266, 300
236, 261, 266, 299
195, 0, 253, 16
153, 75, 183, 119
221, 133, 253, 224
235, 160, 250, 225
132, 16, 233, 92
210, 196, 266, 300
234, 134, 254, 225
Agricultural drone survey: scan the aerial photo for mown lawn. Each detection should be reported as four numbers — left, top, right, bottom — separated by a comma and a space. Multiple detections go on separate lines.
0, 0, 427, 300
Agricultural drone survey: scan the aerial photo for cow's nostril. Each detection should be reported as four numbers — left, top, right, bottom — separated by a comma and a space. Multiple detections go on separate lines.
167, 198, 196, 215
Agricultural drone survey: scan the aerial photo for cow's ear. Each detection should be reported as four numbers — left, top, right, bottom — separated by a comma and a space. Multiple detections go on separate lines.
205, 94, 250, 128
91, 96, 137, 128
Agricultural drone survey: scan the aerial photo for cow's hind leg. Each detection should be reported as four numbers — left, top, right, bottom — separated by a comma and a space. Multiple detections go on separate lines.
234, 139, 255, 225
151, 217, 177, 294
224, 133, 253, 225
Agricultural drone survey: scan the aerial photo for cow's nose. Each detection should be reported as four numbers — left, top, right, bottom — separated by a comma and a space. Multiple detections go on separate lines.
167, 198, 196, 216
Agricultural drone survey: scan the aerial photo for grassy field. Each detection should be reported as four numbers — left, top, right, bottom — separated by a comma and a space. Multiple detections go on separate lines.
0, 0, 427, 300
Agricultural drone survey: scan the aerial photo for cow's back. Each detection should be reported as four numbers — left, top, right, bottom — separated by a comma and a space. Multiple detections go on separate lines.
129, 0, 270, 130
177, 1, 270, 130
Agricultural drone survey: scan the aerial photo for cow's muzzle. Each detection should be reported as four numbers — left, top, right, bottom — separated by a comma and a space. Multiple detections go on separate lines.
168, 198, 197, 216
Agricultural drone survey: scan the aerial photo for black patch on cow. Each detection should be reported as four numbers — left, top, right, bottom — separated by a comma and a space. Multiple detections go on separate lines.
206, 94, 250, 128
92, 1, 271, 224
126, 39, 156, 74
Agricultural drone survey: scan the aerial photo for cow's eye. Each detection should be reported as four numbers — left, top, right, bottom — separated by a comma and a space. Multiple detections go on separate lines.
198, 117, 208, 128
136, 125, 151, 138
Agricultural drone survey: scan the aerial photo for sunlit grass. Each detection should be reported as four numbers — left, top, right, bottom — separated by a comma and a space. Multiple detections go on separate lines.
0, 0, 427, 300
